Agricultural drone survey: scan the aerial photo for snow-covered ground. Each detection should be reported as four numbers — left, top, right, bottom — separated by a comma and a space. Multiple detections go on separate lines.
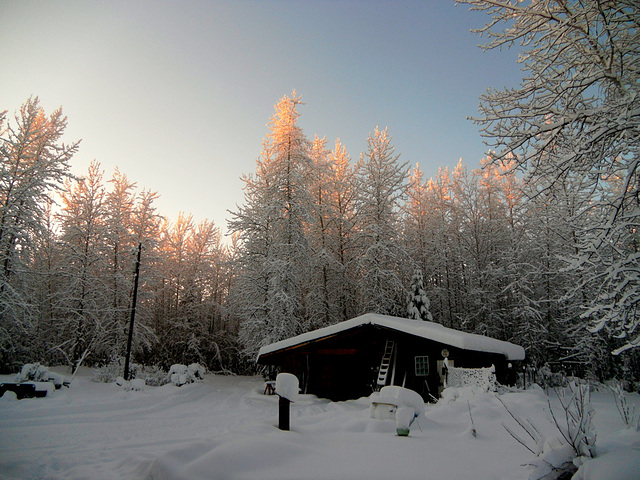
1, 368, 638, 480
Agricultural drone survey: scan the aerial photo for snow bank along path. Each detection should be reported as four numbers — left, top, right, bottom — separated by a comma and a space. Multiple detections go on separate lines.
0, 368, 638, 480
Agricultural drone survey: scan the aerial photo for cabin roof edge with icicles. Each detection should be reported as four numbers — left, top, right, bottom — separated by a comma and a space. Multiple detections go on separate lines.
257, 313, 525, 402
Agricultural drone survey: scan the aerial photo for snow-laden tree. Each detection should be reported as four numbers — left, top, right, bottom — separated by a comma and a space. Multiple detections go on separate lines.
460, 0, 640, 353
355, 126, 409, 316
403, 164, 450, 322
0, 98, 77, 286
57, 161, 110, 371
0, 98, 78, 370
325, 138, 359, 321
306, 135, 338, 329
105, 168, 138, 341
406, 268, 433, 322
151, 214, 229, 368
422, 167, 461, 328
228, 91, 314, 356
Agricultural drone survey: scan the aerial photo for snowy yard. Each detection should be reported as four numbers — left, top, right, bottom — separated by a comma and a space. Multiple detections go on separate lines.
1, 368, 639, 480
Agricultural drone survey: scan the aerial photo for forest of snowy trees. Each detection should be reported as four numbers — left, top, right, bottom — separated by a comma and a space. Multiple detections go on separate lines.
1, 1, 638, 385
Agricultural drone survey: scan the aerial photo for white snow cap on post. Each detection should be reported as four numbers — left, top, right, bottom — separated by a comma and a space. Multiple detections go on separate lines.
275, 373, 299, 402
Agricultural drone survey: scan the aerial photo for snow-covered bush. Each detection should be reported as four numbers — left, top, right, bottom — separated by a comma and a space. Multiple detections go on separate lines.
140, 366, 170, 387
498, 381, 596, 479
550, 382, 596, 460
115, 376, 146, 391
610, 382, 640, 431
15, 363, 50, 383
169, 363, 205, 386
538, 364, 569, 389
93, 358, 170, 386
92, 357, 139, 384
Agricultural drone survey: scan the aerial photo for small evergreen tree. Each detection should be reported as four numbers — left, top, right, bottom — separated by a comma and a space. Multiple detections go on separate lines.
406, 269, 433, 322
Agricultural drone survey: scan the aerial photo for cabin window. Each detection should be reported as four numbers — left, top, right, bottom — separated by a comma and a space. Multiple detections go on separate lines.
414, 356, 429, 376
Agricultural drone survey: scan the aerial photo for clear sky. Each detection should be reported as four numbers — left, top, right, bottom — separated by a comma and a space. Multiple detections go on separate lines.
1, 0, 522, 236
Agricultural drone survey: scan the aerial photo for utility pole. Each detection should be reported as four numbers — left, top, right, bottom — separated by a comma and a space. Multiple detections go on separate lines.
124, 242, 142, 381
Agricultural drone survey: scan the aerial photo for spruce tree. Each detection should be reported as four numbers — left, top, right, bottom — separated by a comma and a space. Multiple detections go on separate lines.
407, 269, 433, 322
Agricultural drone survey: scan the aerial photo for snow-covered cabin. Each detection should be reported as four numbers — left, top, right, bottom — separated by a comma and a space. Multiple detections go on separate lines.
257, 313, 525, 401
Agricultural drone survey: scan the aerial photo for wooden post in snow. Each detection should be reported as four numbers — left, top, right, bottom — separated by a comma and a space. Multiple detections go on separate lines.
278, 395, 291, 431
124, 242, 142, 381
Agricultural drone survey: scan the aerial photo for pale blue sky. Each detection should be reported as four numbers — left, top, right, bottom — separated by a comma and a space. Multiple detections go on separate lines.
1, 0, 522, 235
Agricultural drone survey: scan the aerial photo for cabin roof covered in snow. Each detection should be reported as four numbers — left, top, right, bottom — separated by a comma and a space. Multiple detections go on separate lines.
257, 313, 526, 361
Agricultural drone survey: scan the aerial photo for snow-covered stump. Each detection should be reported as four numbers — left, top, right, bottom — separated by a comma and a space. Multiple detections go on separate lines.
275, 373, 299, 431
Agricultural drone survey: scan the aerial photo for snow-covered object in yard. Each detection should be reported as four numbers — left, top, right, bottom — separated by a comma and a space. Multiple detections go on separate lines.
46, 371, 67, 388
395, 406, 415, 436
187, 363, 205, 381
370, 386, 424, 436
446, 364, 497, 391
15, 363, 50, 383
258, 313, 525, 361
169, 363, 205, 386
114, 376, 145, 391
169, 364, 188, 386
27, 382, 55, 396
14, 363, 68, 389
375, 386, 425, 417
275, 373, 299, 402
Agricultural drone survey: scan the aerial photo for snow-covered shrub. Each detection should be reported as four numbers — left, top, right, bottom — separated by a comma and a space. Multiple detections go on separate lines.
169, 364, 188, 386
15, 363, 50, 383
610, 382, 640, 431
114, 376, 146, 391
498, 381, 596, 479
188, 363, 205, 381
538, 364, 568, 389
92, 358, 170, 386
92, 357, 139, 384
130, 379, 146, 391
139, 366, 170, 387
169, 363, 205, 386
550, 382, 596, 460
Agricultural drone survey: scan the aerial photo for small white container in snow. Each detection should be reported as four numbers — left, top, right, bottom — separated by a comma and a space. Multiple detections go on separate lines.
275, 373, 299, 402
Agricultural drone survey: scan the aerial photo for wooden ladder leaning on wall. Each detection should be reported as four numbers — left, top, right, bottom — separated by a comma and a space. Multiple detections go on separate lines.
376, 339, 396, 388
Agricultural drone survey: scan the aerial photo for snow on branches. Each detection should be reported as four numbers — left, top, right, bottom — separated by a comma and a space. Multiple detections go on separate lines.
459, 0, 640, 353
